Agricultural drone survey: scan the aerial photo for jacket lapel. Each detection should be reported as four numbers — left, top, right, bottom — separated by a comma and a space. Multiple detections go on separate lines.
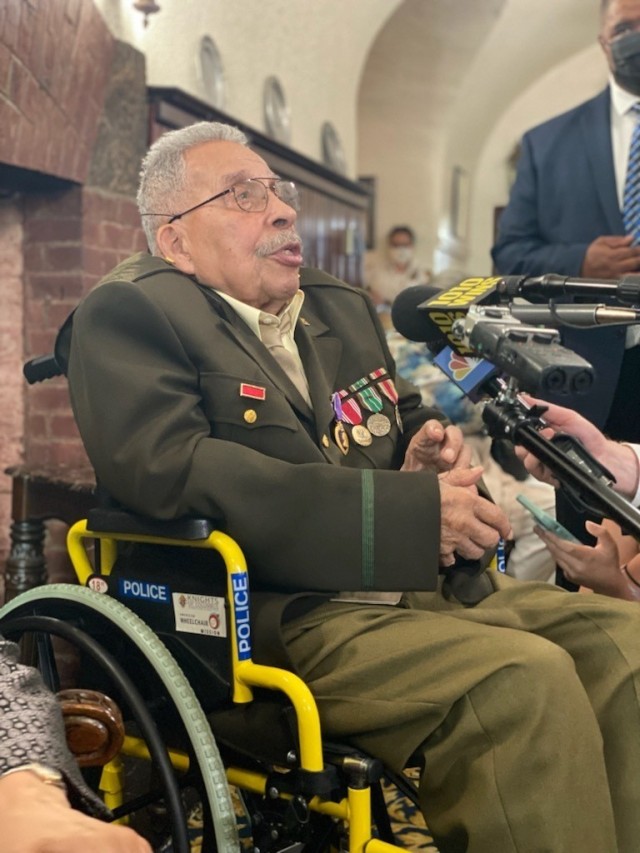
583, 88, 624, 234
295, 311, 342, 441
195, 283, 336, 424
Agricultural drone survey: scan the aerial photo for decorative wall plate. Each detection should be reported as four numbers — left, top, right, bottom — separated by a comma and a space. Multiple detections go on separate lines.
321, 121, 346, 174
263, 76, 291, 145
198, 35, 225, 108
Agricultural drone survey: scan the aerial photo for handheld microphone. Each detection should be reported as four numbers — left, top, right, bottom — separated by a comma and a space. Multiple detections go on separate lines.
391, 278, 505, 353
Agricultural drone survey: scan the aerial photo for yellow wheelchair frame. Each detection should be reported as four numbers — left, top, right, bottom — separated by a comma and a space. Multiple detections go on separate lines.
5, 513, 422, 852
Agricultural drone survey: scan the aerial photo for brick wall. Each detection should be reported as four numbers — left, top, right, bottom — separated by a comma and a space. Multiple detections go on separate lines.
0, 0, 115, 184
0, 1, 148, 594
0, 201, 24, 593
21, 186, 147, 470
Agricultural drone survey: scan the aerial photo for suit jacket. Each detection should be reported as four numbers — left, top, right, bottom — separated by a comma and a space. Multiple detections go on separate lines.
61, 254, 448, 663
491, 88, 628, 428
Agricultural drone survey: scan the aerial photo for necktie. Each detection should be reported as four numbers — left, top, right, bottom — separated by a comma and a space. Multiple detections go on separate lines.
259, 312, 312, 406
623, 103, 640, 245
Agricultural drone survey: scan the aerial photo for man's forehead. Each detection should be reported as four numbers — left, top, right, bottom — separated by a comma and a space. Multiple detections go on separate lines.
603, 0, 640, 30
186, 140, 271, 182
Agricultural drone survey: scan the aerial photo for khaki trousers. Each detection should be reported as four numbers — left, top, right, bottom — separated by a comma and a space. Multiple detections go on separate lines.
282, 573, 640, 853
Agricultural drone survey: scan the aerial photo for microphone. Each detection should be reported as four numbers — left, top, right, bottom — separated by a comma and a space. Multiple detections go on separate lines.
391, 277, 505, 352
492, 303, 640, 327
390, 283, 640, 353
497, 273, 640, 305
390, 284, 444, 345
390, 284, 503, 402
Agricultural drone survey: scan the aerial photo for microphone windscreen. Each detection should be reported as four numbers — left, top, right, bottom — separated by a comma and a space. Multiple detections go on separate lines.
391, 285, 443, 343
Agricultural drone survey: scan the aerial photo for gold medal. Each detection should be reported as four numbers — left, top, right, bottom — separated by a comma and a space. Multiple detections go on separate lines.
333, 421, 350, 455
352, 424, 373, 446
367, 413, 391, 436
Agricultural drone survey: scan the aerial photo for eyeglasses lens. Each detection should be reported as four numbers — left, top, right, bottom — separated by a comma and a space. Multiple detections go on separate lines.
233, 180, 299, 212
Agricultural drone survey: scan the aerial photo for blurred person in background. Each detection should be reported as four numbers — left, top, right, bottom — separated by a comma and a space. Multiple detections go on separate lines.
364, 226, 432, 327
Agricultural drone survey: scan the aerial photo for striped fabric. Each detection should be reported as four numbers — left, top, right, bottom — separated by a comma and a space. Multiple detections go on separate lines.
623, 103, 640, 244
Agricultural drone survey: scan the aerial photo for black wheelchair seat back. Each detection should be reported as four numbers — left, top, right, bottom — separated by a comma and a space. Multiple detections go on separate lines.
106, 540, 233, 713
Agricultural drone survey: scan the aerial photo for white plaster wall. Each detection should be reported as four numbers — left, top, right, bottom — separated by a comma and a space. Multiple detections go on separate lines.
93, 0, 402, 177
469, 45, 607, 275
438, 0, 601, 276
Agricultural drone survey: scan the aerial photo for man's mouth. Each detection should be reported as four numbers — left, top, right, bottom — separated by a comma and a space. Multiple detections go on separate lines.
268, 241, 304, 266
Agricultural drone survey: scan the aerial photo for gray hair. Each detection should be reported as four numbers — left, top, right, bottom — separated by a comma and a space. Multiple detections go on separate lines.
137, 121, 249, 254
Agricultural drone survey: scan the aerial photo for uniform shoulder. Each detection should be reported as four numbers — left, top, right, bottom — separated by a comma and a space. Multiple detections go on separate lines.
299, 267, 364, 298
97, 252, 193, 289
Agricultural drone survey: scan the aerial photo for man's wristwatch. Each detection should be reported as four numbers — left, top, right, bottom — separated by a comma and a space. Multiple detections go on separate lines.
0, 762, 66, 790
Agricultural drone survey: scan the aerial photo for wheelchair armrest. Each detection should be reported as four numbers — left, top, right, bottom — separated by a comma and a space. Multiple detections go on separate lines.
86, 508, 218, 540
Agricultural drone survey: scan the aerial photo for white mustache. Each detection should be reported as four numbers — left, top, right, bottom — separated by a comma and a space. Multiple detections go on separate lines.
255, 231, 303, 257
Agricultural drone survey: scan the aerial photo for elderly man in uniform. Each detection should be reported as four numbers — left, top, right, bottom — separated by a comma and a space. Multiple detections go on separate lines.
59, 120, 640, 853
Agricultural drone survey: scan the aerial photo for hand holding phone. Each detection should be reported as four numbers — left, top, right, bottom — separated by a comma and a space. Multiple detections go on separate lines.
516, 494, 580, 543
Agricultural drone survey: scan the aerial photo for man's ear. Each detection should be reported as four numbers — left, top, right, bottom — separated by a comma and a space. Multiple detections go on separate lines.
156, 223, 196, 275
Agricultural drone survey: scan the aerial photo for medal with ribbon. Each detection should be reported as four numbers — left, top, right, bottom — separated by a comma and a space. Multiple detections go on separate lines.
336, 389, 363, 425
369, 367, 399, 405
349, 377, 383, 414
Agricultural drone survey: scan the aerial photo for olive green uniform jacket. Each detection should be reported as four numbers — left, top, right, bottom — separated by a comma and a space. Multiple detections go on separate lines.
61, 254, 446, 662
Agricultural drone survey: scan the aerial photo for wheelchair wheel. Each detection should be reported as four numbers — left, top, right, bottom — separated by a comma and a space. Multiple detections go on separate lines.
0, 584, 239, 853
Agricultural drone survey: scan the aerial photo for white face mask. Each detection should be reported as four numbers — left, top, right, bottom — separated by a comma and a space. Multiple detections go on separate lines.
389, 246, 414, 265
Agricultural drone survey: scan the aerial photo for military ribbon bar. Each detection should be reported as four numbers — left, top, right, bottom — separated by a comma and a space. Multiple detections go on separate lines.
240, 383, 267, 400
338, 389, 363, 425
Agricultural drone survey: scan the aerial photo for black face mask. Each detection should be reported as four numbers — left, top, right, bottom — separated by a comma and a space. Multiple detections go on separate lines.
611, 31, 640, 96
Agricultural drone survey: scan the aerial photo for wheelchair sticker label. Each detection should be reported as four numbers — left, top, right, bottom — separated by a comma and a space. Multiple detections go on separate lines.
172, 592, 227, 638
119, 578, 170, 603
231, 572, 252, 660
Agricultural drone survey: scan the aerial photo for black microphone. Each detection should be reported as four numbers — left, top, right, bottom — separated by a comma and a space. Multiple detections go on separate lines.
390, 284, 502, 401
496, 303, 640, 327
391, 277, 505, 352
498, 273, 640, 305
390, 284, 444, 345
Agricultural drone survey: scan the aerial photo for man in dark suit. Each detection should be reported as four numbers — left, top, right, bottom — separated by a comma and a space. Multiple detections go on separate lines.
61, 119, 640, 852
492, 0, 640, 439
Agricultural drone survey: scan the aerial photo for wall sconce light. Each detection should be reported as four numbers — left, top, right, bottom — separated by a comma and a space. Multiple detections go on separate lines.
133, 0, 161, 27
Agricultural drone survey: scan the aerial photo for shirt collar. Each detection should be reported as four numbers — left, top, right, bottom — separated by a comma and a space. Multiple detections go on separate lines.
215, 288, 305, 342
610, 75, 640, 117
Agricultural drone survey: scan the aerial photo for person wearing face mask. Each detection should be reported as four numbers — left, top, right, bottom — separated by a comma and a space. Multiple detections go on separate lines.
492, 0, 640, 446
364, 225, 432, 318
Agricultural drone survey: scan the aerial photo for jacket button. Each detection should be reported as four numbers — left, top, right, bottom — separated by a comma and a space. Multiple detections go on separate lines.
244, 409, 257, 424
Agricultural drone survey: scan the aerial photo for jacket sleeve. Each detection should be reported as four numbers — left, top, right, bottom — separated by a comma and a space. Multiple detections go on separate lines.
491, 133, 590, 277
67, 281, 442, 594
0, 637, 108, 816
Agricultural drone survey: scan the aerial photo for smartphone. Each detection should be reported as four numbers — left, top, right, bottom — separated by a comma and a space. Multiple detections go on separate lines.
516, 494, 580, 543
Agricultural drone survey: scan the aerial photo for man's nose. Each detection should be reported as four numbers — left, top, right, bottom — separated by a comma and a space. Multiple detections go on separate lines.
268, 191, 297, 227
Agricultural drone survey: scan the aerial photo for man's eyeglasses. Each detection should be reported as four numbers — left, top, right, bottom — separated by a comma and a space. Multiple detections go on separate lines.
142, 177, 300, 224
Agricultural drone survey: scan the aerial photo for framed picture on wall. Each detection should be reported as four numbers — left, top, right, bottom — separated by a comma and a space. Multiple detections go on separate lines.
358, 175, 376, 249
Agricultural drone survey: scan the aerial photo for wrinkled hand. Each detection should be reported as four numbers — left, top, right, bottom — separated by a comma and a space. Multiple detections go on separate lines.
438, 466, 512, 567
514, 396, 639, 497
533, 520, 638, 600
581, 234, 640, 278
0, 770, 152, 853
402, 420, 472, 473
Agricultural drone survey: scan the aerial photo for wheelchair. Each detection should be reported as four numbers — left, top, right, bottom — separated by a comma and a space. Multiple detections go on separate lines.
0, 355, 430, 853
